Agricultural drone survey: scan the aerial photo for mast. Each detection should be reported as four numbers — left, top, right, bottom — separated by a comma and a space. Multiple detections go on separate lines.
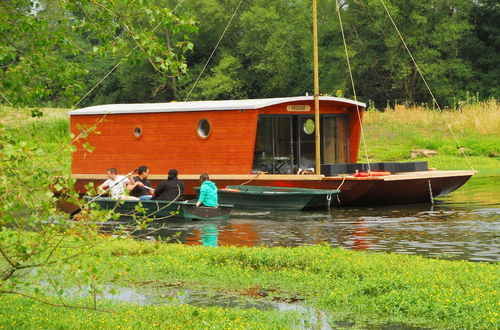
312, 0, 321, 174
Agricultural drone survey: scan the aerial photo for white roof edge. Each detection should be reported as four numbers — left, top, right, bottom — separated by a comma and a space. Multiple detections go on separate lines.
68, 96, 366, 115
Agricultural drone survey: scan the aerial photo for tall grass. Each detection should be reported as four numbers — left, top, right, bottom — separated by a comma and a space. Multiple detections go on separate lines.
1, 107, 71, 172
366, 99, 499, 135
362, 100, 500, 172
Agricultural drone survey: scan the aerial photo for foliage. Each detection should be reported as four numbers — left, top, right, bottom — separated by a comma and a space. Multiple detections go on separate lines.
193, 51, 247, 100
2, 0, 498, 108
461, 0, 500, 99
0, 294, 303, 329
0, 106, 163, 316
1, 235, 498, 328
0, 0, 196, 108
339, 0, 476, 107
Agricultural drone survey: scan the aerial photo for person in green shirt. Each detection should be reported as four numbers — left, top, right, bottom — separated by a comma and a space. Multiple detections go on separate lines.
196, 172, 218, 207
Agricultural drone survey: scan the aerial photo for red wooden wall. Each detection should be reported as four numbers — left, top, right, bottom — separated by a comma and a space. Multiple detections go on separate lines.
71, 110, 258, 175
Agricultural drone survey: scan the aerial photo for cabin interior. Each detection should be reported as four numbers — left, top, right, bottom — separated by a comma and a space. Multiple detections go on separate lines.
252, 114, 349, 174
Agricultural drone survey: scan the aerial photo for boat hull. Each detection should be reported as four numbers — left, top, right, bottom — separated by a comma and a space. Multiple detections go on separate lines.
83, 197, 232, 220
197, 185, 340, 210
74, 170, 474, 207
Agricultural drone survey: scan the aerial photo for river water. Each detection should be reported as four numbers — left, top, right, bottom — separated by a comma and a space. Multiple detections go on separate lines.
135, 176, 499, 262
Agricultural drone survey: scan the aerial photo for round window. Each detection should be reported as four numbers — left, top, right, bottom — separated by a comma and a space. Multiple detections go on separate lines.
134, 126, 143, 139
303, 119, 315, 135
197, 119, 211, 139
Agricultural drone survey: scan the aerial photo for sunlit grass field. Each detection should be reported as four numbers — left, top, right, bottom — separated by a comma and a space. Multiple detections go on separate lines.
362, 99, 499, 175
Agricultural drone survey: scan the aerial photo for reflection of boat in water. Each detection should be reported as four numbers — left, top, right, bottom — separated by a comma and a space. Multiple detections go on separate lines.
196, 185, 340, 210
83, 197, 232, 221
70, 97, 474, 206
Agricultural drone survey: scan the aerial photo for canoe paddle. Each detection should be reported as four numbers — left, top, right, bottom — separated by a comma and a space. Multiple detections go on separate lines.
69, 168, 138, 218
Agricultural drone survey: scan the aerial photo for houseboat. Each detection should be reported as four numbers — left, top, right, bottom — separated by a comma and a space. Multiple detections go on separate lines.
69, 96, 475, 206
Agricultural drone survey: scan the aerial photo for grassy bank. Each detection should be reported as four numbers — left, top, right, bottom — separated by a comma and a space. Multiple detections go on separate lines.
0, 234, 498, 329
0, 107, 71, 173
362, 99, 499, 175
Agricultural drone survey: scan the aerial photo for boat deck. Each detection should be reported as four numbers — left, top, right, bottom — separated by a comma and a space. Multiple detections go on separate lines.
72, 170, 476, 181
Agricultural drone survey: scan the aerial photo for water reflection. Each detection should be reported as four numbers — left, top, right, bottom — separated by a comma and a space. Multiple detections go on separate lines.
185, 224, 219, 247
128, 177, 499, 262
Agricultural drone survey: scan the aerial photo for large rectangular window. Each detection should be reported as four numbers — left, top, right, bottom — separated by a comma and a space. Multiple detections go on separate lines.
252, 114, 349, 174
252, 116, 292, 174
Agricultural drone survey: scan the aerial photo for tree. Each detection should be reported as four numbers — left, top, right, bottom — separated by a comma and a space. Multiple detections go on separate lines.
461, 0, 500, 100
336, 0, 476, 107
0, 0, 195, 312
0, 0, 197, 108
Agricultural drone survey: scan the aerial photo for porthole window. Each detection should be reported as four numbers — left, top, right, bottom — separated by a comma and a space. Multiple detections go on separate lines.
303, 119, 315, 135
197, 119, 211, 139
134, 126, 143, 139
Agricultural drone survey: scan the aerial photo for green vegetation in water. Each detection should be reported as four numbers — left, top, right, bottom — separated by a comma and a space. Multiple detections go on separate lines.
0, 294, 301, 329
0, 233, 498, 329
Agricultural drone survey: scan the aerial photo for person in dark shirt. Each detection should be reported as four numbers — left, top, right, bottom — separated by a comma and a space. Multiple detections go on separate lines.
128, 165, 153, 200
153, 168, 185, 201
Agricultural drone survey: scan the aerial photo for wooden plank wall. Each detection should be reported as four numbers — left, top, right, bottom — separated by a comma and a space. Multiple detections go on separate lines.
71, 110, 258, 175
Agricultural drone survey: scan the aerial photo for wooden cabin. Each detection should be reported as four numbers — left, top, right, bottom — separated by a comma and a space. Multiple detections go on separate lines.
70, 96, 365, 176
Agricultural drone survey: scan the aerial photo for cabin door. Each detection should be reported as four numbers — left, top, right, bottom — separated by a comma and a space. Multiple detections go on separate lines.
252, 116, 293, 174
322, 115, 349, 164
297, 117, 316, 169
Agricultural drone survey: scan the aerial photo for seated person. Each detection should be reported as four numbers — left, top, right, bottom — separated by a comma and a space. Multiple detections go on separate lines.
196, 173, 218, 207
152, 169, 185, 201
98, 168, 137, 200
293, 165, 315, 175
128, 165, 153, 200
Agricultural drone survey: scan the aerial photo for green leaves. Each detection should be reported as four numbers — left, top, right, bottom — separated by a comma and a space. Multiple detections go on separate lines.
0, 0, 197, 108
0, 1, 497, 108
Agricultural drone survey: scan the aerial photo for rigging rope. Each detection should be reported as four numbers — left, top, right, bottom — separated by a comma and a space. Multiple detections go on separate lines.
378, 0, 475, 172
184, 0, 244, 102
335, 1, 372, 172
239, 171, 265, 186
427, 179, 434, 205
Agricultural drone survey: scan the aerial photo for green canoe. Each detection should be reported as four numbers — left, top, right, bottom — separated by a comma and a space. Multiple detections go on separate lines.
195, 185, 341, 211
83, 197, 232, 220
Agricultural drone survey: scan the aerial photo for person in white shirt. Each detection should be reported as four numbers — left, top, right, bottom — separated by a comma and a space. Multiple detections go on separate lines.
98, 168, 137, 199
